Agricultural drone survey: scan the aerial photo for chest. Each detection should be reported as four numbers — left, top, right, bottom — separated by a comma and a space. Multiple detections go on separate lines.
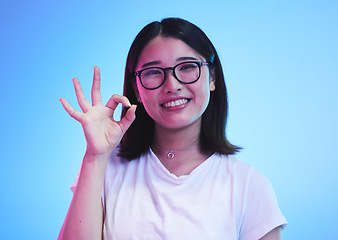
102, 168, 242, 240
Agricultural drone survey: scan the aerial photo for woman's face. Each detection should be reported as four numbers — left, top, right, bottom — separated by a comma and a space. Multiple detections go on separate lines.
134, 36, 215, 131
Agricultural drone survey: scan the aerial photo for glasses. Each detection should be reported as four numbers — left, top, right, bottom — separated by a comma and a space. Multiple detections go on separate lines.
135, 61, 209, 90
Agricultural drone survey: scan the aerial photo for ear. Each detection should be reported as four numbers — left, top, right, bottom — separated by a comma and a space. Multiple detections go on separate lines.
209, 71, 216, 92
133, 82, 142, 102
210, 80, 216, 91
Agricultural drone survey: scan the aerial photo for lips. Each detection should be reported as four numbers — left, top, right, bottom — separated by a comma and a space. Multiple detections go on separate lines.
161, 98, 190, 108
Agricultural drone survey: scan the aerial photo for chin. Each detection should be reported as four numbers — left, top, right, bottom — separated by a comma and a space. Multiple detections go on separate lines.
156, 117, 202, 131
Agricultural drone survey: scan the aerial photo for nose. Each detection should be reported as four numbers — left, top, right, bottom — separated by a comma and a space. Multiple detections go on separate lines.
163, 70, 183, 93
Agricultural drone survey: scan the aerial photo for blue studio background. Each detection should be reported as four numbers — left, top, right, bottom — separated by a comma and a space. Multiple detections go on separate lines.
0, 0, 337, 239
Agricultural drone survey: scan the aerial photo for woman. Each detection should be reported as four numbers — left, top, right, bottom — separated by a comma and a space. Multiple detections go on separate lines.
58, 18, 287, 240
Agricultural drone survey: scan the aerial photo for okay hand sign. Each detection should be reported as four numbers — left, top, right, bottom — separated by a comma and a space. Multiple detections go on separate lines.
60, 66, 136, 157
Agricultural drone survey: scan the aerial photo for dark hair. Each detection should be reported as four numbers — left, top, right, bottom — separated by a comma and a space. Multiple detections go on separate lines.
119, 17, 240, 160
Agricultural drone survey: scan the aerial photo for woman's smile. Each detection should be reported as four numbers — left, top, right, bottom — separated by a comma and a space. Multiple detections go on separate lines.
135, 36, 215, 130
161, 98, 190, 109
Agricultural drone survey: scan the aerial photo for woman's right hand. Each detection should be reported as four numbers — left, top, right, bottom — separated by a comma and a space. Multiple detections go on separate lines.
60, 66, 137, 157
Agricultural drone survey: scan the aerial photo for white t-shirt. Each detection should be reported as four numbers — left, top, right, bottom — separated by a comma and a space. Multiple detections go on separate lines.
71, 148, 287, 240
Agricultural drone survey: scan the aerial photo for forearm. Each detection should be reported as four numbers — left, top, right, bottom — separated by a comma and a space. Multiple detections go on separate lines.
58, 152, 110, 240
59, 65, 136, 239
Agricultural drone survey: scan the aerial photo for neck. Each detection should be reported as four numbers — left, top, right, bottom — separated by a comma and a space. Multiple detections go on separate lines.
151, 121, 213, 177
152, 144, 199, 159
152, 122, 201, 152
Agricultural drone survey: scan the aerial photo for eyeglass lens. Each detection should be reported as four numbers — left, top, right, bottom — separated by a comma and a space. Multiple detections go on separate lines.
140, 62, 200, 89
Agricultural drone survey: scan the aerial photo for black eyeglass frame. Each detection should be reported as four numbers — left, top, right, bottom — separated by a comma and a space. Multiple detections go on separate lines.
134, 61, 209, 90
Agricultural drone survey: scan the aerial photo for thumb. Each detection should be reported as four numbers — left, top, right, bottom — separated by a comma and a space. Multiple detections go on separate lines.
119, 105, 137, 133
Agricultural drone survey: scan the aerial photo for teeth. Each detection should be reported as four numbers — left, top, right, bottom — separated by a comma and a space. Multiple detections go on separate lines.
163, 99, 188, 108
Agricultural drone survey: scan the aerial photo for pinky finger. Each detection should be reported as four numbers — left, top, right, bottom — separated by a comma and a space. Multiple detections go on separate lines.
60, 98, 83, 122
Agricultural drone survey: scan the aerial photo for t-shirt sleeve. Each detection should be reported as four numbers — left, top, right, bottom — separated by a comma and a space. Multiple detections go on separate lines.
70, 165, 81, 193
239, 168, 287, 240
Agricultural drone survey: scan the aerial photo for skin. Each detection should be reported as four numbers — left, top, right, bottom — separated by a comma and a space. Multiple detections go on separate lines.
58, 67, 137, 240
134, 36, 217, 176
134, 36, 215, 131
58, 37, 282, 239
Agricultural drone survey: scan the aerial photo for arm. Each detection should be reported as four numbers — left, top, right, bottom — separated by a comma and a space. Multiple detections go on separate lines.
58, 66, 136, 240
259, 227, 282, 240
58, 153, 108, 240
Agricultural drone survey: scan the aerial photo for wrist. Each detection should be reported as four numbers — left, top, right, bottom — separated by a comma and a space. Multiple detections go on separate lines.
83, 150, 111, 165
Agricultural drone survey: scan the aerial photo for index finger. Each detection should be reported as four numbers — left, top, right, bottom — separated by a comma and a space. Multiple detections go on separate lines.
91, 65, 102, 106
105, 94, 131, 110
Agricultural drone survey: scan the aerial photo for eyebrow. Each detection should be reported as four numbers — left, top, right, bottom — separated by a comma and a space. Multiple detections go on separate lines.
141, 60, 161, 68
140, 56, 200, 68
176, 56, 199, 61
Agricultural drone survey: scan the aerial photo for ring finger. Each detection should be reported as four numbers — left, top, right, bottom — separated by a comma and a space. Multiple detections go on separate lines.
73, 77, 91, 112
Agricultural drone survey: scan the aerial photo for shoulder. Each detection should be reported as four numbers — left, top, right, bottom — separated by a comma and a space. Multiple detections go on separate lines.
221, 154, 276, 201
107, 146, 145, 165
215, 154, 282, 215
217, 154, 266, 184
208, 154, 275, 204
105, 147, 148, 179
221, 155, 288, 239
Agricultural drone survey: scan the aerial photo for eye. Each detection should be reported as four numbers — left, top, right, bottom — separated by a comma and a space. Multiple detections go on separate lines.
178, 62, 198, 72
142, 68, 163, 77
